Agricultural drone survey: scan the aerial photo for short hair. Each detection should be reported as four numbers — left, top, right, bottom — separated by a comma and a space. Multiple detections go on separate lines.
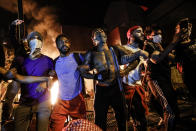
144, 25, 162, 36
91, 28, 106, 37
55, 34, 70, 44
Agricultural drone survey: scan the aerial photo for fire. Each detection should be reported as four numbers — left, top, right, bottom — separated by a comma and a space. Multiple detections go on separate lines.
50, 80, 59, 105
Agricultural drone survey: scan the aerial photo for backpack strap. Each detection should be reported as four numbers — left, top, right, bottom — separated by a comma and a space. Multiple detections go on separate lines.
73, 52, 89, 97
73, 53, 82, 65
54, 56, 60, 69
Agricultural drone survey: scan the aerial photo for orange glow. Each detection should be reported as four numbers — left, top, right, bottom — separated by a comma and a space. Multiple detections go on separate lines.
50, 81, 59, 105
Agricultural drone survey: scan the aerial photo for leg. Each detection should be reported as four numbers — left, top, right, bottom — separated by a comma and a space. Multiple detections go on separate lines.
14, 104, 32, 131
111, 87, 127, 131
2, 81, 20, 123
148, 80, 175, 131
94, 86, 109, 131
36, 100, 51, 131
69, 93, 86, 119
49, 99, 68, 131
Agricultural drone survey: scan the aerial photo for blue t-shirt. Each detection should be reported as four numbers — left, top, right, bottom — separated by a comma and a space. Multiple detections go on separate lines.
55, 53, 83, 100
18, 55, 54, 105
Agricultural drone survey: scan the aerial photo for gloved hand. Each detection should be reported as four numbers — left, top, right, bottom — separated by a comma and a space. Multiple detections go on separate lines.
94, 70, 109, 81
36, 82, 48, 93
11, 19, 24, 25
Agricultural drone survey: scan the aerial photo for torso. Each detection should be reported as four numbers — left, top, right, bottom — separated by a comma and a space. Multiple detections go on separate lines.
89, 47, 116, 85
55, 53, 82, 100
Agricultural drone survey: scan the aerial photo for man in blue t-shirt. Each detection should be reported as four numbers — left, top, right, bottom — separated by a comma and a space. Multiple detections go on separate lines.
49, 34, 86, 131
13, 31, 55, 131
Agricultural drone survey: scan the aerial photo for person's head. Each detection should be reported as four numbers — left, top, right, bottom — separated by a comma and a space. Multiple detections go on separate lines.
176, 18, 192, 41
127, 26, 144, 46
152, 26, 162, 44
144, 25, 162, 44
56, 34, 71, 55
91, 28, 107, 46
27, 31, 43, 58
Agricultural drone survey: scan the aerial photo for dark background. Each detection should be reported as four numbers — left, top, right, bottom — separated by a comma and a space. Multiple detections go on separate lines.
0, 0, 196, 58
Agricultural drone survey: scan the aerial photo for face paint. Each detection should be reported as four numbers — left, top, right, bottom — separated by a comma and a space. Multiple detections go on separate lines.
29, 39, 43, 58
132, 27, 144, 42
92, 28, 107, 46
153, 34, 162, 43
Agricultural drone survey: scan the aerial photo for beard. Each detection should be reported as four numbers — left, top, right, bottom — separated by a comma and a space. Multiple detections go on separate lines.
60, 47, 70, 54
135, 36, 144, 49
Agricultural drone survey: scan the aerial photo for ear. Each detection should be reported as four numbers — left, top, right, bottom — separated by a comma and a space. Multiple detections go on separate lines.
130, 35, 135, 42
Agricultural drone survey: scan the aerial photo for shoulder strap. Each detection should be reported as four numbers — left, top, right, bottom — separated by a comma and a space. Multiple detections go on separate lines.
73, 53, 82, 65
54, 56, 60, 68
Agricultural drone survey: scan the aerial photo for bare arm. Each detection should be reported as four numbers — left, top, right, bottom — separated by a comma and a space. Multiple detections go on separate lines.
155, 32, 182, 63
120, 60, 139, 77
0, 66, 50, 84
14, 74, 50, 84
121, 50, 149, 65
78, 51, 96, 79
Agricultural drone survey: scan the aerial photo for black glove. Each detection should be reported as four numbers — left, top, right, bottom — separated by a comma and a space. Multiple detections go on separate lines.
94, 70, 109, 81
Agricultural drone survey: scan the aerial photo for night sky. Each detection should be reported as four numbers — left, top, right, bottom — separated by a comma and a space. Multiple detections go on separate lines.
0, 0, 162, 28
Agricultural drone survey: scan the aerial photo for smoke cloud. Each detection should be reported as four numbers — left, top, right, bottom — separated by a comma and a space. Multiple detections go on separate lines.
0, 0, 60, 59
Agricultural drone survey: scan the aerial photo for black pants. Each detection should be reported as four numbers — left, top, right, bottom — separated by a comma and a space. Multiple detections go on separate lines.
154, 79, 179, 119
94, 84, 127, 131
148, 79, 176, 131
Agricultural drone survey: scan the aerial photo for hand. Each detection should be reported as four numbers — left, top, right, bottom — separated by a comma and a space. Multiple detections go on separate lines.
94, 70, 109, 81
46, 77, 53, 89
78, 65, 90, 72
48, 70, 56, 77
120, 69, 125, 77
36, 82, 47, 93
11, 19, 24, 25
150, 50, 161, 64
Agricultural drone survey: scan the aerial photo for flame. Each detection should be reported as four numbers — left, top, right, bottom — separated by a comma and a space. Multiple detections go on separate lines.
0, 0, 61, 59
50, 80, 59, 105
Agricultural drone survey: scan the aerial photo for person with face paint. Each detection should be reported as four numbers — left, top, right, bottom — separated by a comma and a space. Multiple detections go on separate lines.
78, 28, 149, 131
78, 28, 128, 131
11, 31, 55, 131
121, 26, 149, 131
49, 34, 86, 131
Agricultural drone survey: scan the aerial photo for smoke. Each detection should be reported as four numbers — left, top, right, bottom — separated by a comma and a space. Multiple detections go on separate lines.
0, 0, 60, 59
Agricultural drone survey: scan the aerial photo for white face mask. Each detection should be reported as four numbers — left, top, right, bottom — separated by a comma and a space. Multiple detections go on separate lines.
29, 39, 43, 57
153, 34, 162, 44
